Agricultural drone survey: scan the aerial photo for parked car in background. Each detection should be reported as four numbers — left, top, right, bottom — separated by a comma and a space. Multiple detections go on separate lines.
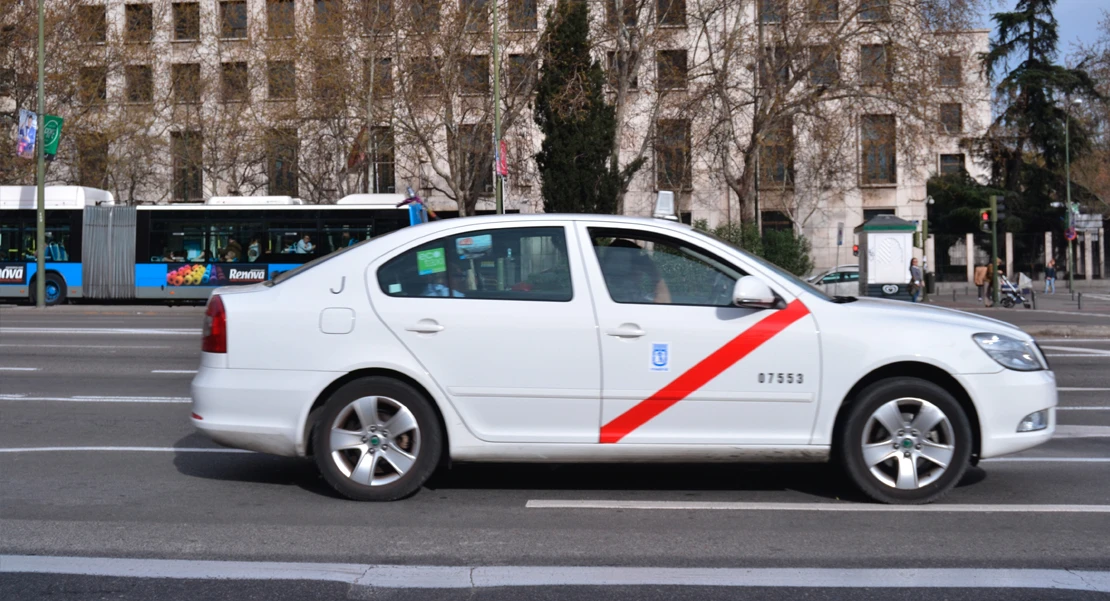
808, 265, 860, 297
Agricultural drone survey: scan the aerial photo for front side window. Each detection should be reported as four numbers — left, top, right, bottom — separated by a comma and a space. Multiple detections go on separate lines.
378, 227, 572, 301
589, 228, 745, 307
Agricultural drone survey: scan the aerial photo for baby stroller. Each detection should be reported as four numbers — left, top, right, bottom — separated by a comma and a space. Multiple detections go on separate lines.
998, 273, 1031, 309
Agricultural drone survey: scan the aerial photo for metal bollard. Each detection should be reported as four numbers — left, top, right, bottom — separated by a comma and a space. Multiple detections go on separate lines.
1079, 292, 1083, 311
953, 290, 957, 302
1031, 289, 1037, 310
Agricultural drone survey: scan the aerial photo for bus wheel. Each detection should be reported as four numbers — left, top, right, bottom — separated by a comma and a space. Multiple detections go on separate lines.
31, 273, 67, 306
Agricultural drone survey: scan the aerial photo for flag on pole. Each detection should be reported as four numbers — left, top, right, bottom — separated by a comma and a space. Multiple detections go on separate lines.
346, 125, 369, 171
16, 109, 36, 159
496, 140, 508, 176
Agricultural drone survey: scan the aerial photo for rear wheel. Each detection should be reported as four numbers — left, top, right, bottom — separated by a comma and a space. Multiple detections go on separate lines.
839, 378, 972, 504
312, 377, 441, 501
30, 273, 66, 306
1001, 297, 1015, 308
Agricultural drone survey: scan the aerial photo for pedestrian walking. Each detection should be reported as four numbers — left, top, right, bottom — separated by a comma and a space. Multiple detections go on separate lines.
1044, 259, 1057, 294
974, 263, 988, 302
909, 258, 924, 303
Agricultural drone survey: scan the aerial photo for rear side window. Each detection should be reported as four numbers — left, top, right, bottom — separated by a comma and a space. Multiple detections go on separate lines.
377, 226, 572, 301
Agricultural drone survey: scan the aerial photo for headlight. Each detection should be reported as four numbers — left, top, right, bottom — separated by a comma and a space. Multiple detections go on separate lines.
973, 333, 1048, 371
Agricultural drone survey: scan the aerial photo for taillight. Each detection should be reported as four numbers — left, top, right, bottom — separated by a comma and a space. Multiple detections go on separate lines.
202, 295, 227, 353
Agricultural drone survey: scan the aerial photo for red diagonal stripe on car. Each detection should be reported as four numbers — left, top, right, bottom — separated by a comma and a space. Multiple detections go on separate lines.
599, 300, 811, 444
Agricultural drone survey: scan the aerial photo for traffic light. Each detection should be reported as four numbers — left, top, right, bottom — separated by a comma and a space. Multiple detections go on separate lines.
852, 244, 859, 257
980, 208, 991, 233
996, 198, 1007, 221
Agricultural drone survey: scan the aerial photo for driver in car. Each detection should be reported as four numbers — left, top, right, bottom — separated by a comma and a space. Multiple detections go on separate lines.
601, 239, 672, 304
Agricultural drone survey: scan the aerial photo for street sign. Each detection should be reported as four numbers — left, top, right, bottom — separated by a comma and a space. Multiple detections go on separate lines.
836, 222, 844, 246
1065, 227, 1077, 241
42, 114, 63, 161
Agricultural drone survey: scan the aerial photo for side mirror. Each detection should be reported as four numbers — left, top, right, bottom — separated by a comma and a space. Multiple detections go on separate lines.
732, 276, 779, 310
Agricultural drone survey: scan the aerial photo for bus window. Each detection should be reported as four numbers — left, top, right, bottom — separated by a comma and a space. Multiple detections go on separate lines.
323, 223, 374, 252
209, 222, 260, 262
1, 225, 20, 261
267, 221, 319, 256
149, 218, 205, 262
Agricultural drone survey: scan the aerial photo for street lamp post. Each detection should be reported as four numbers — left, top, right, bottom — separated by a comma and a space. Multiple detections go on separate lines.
1065, 97, 1082, 292
35, 0, 46, 308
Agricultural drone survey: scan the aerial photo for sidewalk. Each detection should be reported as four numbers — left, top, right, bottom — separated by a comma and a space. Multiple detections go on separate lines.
924, 287, 1110, 338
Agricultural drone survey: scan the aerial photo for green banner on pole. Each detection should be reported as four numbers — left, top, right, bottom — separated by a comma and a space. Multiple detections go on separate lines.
42, 114, 63, 161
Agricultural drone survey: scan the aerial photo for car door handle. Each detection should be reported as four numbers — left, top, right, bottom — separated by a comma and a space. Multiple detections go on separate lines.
406, 320, 444, 334
605, 324, 646, 338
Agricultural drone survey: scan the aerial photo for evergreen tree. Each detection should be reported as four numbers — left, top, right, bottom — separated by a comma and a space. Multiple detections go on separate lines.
534, 0, 622, 214
980, 0, 1100, 230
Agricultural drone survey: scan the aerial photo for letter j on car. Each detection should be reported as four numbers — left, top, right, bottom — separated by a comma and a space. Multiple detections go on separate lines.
190, 193, 1056, 504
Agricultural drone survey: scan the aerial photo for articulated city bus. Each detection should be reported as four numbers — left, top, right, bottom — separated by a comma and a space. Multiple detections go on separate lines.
0, 186, 428, 305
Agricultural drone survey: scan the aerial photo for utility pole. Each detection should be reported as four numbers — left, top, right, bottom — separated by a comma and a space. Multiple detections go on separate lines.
990, 195, 1000, 307
35, 0, 46, 308
492, 0, 503, 214
1065, 99, 1078, 293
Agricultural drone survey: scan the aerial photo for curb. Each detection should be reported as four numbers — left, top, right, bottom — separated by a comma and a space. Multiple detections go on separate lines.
1023, 325, 1110, 339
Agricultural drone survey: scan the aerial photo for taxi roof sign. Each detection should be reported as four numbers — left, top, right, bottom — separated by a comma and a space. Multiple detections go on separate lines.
653, 191, 678, 221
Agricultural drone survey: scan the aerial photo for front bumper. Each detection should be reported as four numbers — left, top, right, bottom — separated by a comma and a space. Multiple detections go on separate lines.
190, 359, 338, 457
957, 369, 1057, 459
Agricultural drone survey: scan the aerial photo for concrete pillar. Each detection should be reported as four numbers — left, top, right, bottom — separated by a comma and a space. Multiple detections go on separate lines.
1045, 231, 1053, 272
966, 232, 975, 284
1005, 232, 1014, 279
1084, 231, 1093, 280
1100, 228, 1106, 279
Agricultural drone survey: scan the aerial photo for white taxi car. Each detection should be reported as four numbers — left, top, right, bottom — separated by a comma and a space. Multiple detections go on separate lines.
191, 200, 1056, 504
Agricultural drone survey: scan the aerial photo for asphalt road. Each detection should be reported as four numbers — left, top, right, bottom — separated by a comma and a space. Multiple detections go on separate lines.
1, 307, 1108, 600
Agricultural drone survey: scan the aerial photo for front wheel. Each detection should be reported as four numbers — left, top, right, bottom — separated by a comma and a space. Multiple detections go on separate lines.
312, 377, 442, 501
839, 378, 972, 504
30, 273, 67, 306
1001, 297, 1015, 308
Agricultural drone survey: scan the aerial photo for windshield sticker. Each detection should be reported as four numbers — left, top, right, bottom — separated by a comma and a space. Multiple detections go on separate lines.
650, 343, 670, 372
417, 248, 447, 275
456, 235, 493, 260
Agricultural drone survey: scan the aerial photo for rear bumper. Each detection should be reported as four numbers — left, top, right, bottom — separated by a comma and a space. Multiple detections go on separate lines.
957, 369, 1057, 459
190, 360, 338, 457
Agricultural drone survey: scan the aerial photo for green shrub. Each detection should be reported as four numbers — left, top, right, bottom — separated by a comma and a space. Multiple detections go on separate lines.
692, 219, 814, 277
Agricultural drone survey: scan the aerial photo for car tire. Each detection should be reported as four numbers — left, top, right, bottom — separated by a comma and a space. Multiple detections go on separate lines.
312, 377, 442, 501
838, 378, 972, 504
30, 273, 67, 306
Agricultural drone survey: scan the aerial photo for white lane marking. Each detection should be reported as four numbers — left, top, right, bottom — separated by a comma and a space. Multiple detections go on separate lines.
0, 447, 250, 454
1058, 387, 1110, 392
0, 394, 191, 404
983, 457, 1110, 462
1045, 354, 1110, 358
0, 344, 174, 349
1042, 345, 1110, 356
151, 369, 198, 374
0, 327, 200, 336
1038, 338, 1110, 343
1058, 406, 1110, 410
0, 367, 38, 371
525, 500, 1110, 513
3, 556, 1109, 592
1053, 425, 1110, 438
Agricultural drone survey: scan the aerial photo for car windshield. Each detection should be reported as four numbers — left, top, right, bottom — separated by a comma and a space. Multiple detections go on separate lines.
697, 230, 833, 302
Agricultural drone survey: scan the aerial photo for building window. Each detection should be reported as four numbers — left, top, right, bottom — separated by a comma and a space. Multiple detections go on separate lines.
655, 119, 691, 191
808, 45, 838, 85
461, 0, 489, 32
364, 57, 393, 97
939, 153, 965, 175
172, 63, 201, 104
268, 61, 296, 100
607, 51, 638, 90
808, 0, 838, 21
409, 0, 441, 33
268, 0, 295, 38
221, 62, 249, 102
315, 0, 342, 35
761, 211, 792, 232
370, 126, 395, 193
859, 0, 891, 22
173, 3, 200, 40
125, 65, 153, 103
939, 103, 962, 134
125, 4, 153, 43
760, 46, 790, 87
221, 1, 248, 39
656, 50, 687, 90
315, 58, 343, 100
860, 44, 891, 86
861, 114, 896, 185
363, 0, 393, 33
460, 55, 489, 95
657, 0, 685, 26
79, 66, 108, 104
863, 208, 895, 222
78, 5, 107, 44
171, 131, 204, 202
760, 117, 794, 187
606, 0, 637, 30
410, 57, 440, 96
458, 123, 493, 196
759, 0, 785, 23
508, 0, 537, 30
76, 134, 109, 189
267, 129, 299, 196
939, 56, 961, 87
507, 54, 534, 92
